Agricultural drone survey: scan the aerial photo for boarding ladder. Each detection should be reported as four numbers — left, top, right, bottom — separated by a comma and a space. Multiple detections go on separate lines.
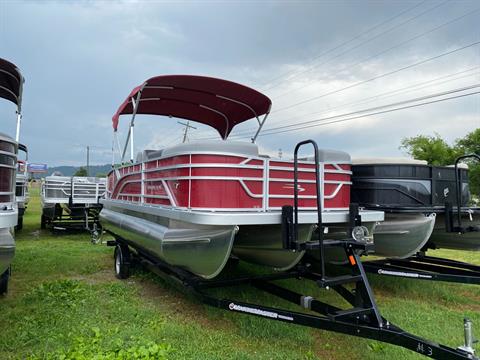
281, 139, 382, 325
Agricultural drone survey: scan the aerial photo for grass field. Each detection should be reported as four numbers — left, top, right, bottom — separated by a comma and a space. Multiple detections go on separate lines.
0, 188, 479, 359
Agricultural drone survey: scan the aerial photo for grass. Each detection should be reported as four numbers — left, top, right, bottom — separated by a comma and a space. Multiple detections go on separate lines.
0, 187, 478, 359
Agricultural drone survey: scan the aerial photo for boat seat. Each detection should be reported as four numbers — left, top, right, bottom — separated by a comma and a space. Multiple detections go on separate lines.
161, 140, 259, 157
446, 163, 469, 169
136, 150, 164, 162
352, 157, 428, 165
303, 149, 351, 163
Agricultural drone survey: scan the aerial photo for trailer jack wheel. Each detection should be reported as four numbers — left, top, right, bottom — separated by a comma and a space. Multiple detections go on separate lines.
114, 244, 130, 279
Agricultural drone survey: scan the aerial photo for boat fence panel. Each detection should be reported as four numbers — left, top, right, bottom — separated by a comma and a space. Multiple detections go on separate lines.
107, 151, 352, 212
42, 176, 106, 204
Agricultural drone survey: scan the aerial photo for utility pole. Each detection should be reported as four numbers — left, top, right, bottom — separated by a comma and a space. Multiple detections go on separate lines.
86, 145, 90, 176
178, 121, 197, 143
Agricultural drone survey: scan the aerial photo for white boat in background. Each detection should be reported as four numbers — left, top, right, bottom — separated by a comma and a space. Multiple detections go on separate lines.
0, 57, 24, 294
100, 75, 384, 279
41, 175, 106, 232
15, 143, 29, 230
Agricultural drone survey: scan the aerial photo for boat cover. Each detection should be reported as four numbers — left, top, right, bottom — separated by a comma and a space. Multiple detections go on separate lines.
0, 58, 23, 109
112, 75, 272, 139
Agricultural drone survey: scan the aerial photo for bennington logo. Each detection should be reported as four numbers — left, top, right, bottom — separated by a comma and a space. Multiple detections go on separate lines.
228, 303, 294, 321
443, 187, 449, 198
283, 184, 306, 192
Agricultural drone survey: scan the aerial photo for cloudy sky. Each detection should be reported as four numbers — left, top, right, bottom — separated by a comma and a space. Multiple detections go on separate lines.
0, 0, 479, 166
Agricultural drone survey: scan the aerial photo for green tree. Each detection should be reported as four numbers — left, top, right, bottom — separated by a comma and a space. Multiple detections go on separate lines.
95, 172, 107, 178
455, 128, 480, 155
400, 129, 480, 196
74, 167, 88, 176
400, 133, 459, 166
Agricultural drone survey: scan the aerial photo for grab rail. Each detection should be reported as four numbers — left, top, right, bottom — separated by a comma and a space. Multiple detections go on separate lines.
293, 139, 324, 279
454, 153, 480, 230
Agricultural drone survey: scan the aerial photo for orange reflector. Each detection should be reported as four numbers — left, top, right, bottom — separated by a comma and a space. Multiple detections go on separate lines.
348, 255, 356, 266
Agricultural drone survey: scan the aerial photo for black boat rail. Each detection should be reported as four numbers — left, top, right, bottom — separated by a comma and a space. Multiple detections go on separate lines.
452, 153, 480, 233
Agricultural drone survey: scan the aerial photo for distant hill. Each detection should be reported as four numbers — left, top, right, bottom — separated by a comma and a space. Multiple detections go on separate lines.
46, 164, 112, 177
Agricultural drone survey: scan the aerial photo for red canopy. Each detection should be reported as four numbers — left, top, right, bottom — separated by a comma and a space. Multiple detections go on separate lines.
112, 75, 271, 139
0, 58, 23, 109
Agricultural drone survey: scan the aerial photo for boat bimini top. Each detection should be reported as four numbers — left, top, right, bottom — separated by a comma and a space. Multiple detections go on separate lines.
112, 75, 272, 162
0, 57, 24, 142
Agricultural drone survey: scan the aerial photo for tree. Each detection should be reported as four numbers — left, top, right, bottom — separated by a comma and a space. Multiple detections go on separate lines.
74, 167, 88, 176
455, 128, 480, 155
95, 172, 107, 178
400, 133, 459, 166
400, 129, 480, 196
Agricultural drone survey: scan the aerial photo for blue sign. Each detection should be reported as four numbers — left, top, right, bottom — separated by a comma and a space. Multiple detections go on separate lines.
27, 163, 48, 173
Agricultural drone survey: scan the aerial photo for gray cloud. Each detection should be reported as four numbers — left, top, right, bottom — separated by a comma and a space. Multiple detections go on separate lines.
0, 0, 478, 166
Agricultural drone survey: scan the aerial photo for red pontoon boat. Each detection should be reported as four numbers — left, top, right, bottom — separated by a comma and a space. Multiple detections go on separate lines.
100, 75, 383, 279
102, 75, 479, 359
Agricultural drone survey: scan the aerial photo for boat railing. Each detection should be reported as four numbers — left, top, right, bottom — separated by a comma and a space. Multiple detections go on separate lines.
42, 176, 106, 204
108, 152, 352, 212
449, 153, 480, 232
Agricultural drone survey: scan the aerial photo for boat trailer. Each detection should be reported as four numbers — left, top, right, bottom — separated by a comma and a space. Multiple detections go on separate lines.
364, 154, 480, 286
41, 176, 105, 237
108, 141, 478, 359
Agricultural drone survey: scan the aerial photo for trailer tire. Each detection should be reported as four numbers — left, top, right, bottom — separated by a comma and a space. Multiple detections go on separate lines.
0, 267, 11, 295
114, 244, 130, 279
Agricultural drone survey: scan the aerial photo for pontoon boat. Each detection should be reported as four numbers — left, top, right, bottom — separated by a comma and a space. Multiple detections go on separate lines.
100, 75, 384, 279
351, 157, 479, 253
15, 143, 29, 230
0, 57, 23, 294
41, 175, 106, 232
103, 75, 478, 359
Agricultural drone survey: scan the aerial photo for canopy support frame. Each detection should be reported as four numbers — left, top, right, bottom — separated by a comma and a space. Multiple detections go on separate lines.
252, 110, 270, 143
121, 86, 145, 163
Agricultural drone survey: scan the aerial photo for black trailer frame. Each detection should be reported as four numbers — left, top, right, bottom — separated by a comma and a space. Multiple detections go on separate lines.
363, 253, 480, 285
41, 201, 103, 236
107, 140, 478, 359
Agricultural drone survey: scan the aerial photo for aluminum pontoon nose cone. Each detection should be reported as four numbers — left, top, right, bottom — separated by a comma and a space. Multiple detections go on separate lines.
352, 226, 369, 242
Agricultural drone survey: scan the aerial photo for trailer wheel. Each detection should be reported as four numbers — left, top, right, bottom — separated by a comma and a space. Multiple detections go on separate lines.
0, 267, 11, 295
114, 244, 130, 279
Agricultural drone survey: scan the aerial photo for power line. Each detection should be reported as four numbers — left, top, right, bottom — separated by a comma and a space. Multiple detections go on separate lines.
194, 67, 479, 141
218, 66, 480, 140
237, 91, 479, 139
262, 0, 446, 92
250, 84, 480, 136
218, 85, 479, 140
271, 40, 480, 114
272, 6, 480, 100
